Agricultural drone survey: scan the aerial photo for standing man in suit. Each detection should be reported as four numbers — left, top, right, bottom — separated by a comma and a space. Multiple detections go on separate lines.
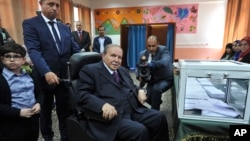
22, 0, 80, 141
93, 25, 112, 53
137, 35, 173, 110
72, 21, 91, 52
76, 44, 169, 141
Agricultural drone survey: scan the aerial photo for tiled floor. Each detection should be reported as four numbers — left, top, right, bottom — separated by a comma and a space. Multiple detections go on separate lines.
38, 71, 174, 141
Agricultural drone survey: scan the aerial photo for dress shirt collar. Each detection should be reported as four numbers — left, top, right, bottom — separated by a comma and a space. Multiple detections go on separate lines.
2, 67, 26, 80
103, 61, 116, 75
99, 36, 105, 39
41, 13, 57, 24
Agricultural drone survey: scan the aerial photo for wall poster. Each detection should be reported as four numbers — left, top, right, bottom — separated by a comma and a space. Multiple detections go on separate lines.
94, 4, 198, 35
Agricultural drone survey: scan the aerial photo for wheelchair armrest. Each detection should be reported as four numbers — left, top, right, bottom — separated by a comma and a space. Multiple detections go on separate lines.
76, 107, 111, 123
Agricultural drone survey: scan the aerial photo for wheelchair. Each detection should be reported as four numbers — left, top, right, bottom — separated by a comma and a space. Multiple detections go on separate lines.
66, 52, 102, 141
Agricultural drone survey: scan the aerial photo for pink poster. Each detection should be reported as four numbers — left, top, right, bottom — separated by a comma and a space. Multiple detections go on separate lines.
143, 4, 198, 33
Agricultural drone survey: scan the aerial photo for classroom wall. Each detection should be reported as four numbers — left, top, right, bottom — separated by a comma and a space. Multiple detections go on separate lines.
73, 0, 90, 6
76, 0, 227, 60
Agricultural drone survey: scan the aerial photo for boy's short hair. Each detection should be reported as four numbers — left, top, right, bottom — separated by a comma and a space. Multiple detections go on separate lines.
0, 43, 26, 57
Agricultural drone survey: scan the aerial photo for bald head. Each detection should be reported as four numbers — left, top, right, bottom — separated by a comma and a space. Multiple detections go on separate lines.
147, 35, 159, 54
147, 35, 158, 42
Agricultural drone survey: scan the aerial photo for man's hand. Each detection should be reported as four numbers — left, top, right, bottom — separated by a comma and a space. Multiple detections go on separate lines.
102, 103, 117, 120
20, 103, 41, 118
138, 89, 147, 104
20, 109, 35, 118
31, 103, 41, 114
138, 77, 143, 82
45, 72, 60, 85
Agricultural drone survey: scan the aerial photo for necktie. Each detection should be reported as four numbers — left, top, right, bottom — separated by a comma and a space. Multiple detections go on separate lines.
79, 31, 82, 41
113, 71, 120, 84
48, 21, 61, 52
151, 54, 155, 60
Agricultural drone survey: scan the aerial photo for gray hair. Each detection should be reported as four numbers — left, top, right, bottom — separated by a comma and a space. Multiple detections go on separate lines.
103, 44, 123, 54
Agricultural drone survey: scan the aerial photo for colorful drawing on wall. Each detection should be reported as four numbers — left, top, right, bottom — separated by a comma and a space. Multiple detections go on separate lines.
94, 7, 143, 35
143, 4, 198, 33
94, 4, 198, 35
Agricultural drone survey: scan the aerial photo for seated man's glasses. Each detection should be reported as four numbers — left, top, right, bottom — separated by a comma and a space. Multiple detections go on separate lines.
3, 54, 23, 61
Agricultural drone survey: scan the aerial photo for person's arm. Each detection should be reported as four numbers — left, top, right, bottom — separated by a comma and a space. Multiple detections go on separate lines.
22, 19, 51, 76
105, 36, 112, 45
76, 65, 116, 121
138, 89, 147, 104
69, 29, 81, 54
76, 65, 106, 113
0, 76, 20, 118
92, 37, 98, 52
83, 32, 91, 51
30, 76, 43, 115
149, 47, 169, 69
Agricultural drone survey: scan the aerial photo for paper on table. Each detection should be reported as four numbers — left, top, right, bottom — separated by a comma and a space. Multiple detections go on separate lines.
197, 78, 213, 85
184, 98, 240, 118
203, 85, 225, 99
186, 78, 209, 99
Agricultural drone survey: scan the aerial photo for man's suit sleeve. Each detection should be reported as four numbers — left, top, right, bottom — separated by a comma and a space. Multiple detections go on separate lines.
22, 19, 51, 76
83, 32, 91, 51
70, 36, 81, 53
108, 36, 112, 44
71, 31, 77, 41
76, 65, 106, 113
150, 47, 169, 69
0, 75, 21, 118
68, 29, 80, 53
93, 37, 98, 52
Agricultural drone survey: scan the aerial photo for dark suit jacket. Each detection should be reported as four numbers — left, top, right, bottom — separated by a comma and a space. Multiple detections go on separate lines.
93, 36, 112, 53
72, 30, 91, 51
22, 14, 80, 88
138, 45, 173, 82
0, 69, 43, 137
76, 61, 146, 141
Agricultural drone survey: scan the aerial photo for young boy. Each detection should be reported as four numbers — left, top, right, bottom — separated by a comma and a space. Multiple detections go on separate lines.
0, 43, 43, 141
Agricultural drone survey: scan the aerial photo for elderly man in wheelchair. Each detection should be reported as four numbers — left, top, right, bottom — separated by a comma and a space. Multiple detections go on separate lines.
66, 44, 170, 141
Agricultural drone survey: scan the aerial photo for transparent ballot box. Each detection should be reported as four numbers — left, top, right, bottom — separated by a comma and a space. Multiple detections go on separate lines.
177, 60, 250, 124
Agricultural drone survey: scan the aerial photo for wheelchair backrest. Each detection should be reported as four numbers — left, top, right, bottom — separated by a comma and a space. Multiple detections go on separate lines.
69, 52, 102, 93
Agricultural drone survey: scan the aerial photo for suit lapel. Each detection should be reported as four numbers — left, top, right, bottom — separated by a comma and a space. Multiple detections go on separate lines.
99, 63, 121, 88
118, 68, 137, 94
74, 31, 81, 42
38, 17, 54, 45
38, 16, 60, 54
57, 23, 64, 53
81, 31, 86, 43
